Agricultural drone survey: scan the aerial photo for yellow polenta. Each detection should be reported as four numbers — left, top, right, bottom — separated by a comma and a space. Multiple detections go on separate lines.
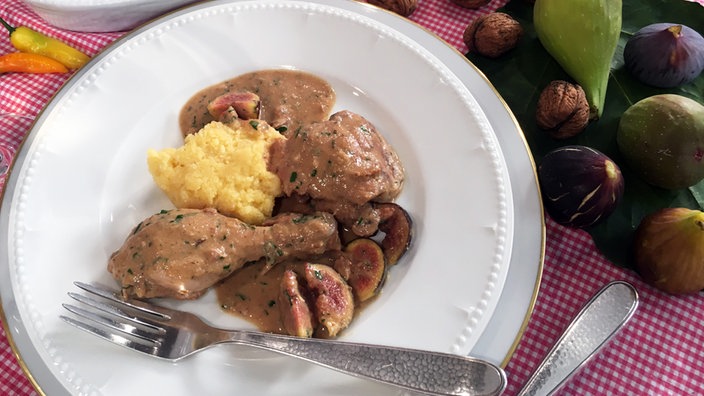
147, 120, 285, 225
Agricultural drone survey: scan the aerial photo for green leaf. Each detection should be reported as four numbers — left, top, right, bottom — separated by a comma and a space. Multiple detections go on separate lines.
468, 0, 704, 267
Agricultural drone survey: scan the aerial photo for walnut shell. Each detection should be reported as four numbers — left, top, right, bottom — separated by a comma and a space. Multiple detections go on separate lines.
450, 0, 491, 9
463, 12, 523, 58
536, 81, 590, 139
367, 0, 418, 17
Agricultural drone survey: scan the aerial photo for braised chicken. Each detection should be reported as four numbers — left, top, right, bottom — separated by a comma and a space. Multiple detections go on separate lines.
269, 110, 405, 236
111, 70, 412, 340
108, 208, 340, 299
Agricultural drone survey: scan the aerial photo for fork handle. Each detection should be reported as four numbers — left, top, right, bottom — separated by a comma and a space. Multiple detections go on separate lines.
220, 330, 506, 396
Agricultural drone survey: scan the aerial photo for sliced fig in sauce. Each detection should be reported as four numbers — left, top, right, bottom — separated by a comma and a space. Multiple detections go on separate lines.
278, 269, 315, 338
207, 92, 261, 121
375, 203, 413, 265
302, 263, 355, 338
343, 238, 386, 302
306, 250, 355, 281
338, 226, 361, 246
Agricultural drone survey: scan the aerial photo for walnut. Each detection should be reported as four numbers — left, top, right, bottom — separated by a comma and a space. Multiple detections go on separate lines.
463, 12, 523, 58
536, 80, 590, 139
450, 0, 491, 9
367, 0, 418, 17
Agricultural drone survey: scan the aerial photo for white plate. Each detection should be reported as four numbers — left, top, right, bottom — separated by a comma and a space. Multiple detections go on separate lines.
0, 1, 544, 395
22, 0, 199, 32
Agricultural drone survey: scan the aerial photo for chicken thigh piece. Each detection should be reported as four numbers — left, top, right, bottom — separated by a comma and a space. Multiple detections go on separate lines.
269, 110, 404, 204
268, 110, 405, 235
108, 208, 340, 299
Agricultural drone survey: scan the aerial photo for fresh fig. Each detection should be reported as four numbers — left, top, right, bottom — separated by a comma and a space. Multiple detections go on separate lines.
301, 263, 355, 338
624, 23, 704, 88
207, 91, 261, 121
343, 238, 386, 302
279, 269, 314, 338
617, 94, 704, 189
534, 0, 622, 119
633, 207, 704, 294
375, 202, 413, 266
538, 145, 624, 228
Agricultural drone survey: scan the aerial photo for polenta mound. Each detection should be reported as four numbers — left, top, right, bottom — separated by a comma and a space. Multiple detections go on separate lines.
147, 120, 285, 225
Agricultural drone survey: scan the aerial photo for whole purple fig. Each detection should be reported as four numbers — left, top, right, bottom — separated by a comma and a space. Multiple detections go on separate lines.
624, 23, 704, 88
538, 146, 624, 228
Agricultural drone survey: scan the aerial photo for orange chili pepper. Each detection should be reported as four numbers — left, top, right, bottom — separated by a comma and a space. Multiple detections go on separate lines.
0, 52, 69, 74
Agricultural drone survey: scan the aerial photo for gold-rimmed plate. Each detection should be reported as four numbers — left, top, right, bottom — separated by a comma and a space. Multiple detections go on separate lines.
0, 1, 543, 394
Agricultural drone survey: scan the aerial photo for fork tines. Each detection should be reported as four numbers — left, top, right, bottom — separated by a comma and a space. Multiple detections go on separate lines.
61, 281, 169, 356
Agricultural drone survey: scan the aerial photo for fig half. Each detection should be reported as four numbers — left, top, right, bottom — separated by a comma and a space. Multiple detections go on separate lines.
279, 269, 314, 338
302, 263, 355, 338
538, 145, 624, 228
375, 203, 413, 265
207, 92, 261, 121
343, 238, 386, 302
633, 207, 704, 294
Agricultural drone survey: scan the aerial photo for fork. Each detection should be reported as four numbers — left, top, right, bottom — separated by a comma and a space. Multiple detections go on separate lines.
61, 281, 506, 396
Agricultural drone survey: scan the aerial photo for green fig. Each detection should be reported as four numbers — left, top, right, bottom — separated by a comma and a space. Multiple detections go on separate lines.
534, 0, 622, 119
617, 94, 704, 190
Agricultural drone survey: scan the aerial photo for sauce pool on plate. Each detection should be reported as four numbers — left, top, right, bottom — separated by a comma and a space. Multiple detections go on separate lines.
179, 69, 336, 136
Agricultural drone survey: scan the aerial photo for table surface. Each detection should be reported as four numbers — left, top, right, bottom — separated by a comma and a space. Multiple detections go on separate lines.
1, 0, 703, 395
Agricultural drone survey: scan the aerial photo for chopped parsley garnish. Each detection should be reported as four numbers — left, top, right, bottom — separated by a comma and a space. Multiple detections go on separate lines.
292, 215, 313, 224
132, 221, 144, 235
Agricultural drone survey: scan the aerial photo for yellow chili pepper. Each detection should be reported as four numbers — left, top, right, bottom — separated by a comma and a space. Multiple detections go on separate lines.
0, 52, 69, 74
0, 17, 89, 70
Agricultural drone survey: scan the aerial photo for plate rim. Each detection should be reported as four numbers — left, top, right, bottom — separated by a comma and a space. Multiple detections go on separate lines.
0, 0, 545, 394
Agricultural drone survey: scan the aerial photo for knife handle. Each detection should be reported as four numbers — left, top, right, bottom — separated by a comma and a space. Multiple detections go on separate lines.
516, 281, 639, 396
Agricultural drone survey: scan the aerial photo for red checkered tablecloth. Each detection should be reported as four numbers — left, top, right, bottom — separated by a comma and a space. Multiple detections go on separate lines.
1, 1, 703, 395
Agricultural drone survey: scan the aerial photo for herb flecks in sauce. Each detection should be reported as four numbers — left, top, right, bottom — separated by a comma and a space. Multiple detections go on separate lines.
123, 69, 408, 339
179, 69, 335, 137
108, 208, 339, 300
